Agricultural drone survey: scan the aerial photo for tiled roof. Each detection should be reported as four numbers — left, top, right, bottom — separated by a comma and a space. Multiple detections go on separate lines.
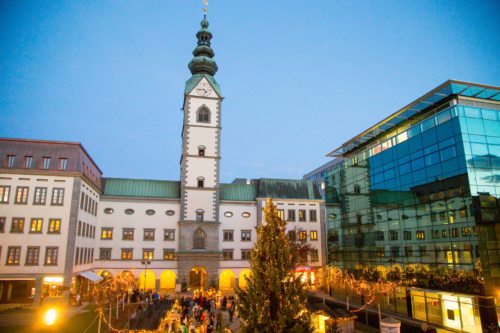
256, 179, 322, 200
102, 178, 180, 199
220, 183, 257, 201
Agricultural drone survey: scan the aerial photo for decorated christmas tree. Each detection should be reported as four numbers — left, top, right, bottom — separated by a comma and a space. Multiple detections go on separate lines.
237, 198, 313, 333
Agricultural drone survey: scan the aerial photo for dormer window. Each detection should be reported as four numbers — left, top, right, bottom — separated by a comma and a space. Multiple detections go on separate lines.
197, 107, 210, 123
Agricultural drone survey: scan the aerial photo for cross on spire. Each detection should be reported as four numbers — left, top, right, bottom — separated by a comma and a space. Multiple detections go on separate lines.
203, 0, 208, 15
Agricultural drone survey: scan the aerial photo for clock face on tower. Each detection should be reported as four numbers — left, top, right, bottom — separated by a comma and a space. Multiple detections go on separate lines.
196, 81, 213, 96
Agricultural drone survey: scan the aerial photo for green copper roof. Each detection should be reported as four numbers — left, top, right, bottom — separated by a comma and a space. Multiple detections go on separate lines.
188, 15, 218, 76
220, 183, 257, 201
257, 179, 322, 200
185, 74, 222, 97
103, 178, 180, 199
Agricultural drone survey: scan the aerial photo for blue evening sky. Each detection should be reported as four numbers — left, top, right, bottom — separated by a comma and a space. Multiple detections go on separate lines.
1, 1, 499, 182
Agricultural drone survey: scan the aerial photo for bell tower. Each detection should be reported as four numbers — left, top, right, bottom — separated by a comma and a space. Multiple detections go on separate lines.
177, 11, 223, 288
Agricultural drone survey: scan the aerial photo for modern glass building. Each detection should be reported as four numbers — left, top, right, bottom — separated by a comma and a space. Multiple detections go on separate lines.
308, 80, 500, 332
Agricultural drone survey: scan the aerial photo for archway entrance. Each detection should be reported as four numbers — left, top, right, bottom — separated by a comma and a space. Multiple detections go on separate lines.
138, 270, 156, 291
189, 267, 207, 291
219, 270, 235, 292
238, 269, 251, 289
160, 270, 176, 292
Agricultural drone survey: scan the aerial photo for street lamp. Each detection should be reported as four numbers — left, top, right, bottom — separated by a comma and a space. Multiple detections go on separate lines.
141, 259, 151, 292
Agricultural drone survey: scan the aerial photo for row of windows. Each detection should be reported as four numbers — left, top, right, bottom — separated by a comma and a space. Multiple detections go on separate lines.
100, 228, 176, 241
222, 230, 252, 242
287, 230, 319, 242
4, 155, 68, 171
2, 246, 59, 265
373, 227, 473, 241
0, 217, 61, 234
75, 247, 94, 266
0, 186, 64, 205
78, 221, 96, 238
277, 209, 317, 222
80, 192, 97, 216
98, 248, 176, 261
103, 208, 164, 216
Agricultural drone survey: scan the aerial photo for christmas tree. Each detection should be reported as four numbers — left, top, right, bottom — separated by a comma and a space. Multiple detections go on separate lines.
237, 198, 313, 333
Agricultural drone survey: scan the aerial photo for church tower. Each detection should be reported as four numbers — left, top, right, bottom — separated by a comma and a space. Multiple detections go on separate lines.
177, 12, 223, 289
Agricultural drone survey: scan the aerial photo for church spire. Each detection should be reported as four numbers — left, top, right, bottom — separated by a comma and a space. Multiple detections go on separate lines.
188, 5, 218, 77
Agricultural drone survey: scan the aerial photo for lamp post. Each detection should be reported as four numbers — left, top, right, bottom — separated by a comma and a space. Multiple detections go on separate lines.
141, 259, 151, 292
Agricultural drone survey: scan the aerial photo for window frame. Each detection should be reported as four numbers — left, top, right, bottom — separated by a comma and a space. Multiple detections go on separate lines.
164, 229, 175, 241
121, 248, 133, 260
163, 249, 175, 261
6, 246, 21, 265
51, 188, 65, 206
101, 227, 113, 240
10, 217, 25, 233
223, 230, 234, 242
29, 218, 43, 234
196, 107, 211, 123
26, 246, 40, 265
143, 228, 155, 241
99, 248, 112, 260
222, 249, 233, 261
14, 186, 29, 204
122, 228, 134, 240
241, 230, 251, 242
298, 209, 307, 222
44, 246, 58, 265
0, 185, 10, 204
33, 187, 47, 205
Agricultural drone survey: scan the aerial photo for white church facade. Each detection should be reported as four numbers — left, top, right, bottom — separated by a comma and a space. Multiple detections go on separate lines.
0, 14, 325, 303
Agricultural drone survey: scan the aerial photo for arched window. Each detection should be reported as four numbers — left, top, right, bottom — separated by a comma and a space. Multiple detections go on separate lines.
193, 228, 206, 249
197, 107, 210, 123
196, 209, 204, 222
197, 176, 205, 188
198, 145, 206, 156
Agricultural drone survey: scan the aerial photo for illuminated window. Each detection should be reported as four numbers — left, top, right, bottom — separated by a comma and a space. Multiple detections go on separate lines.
222, 249, 233, 260
24, 156, 32, 168
197, 107, 210, 123
143, 249, 154, 260
99, 248, 111, 260
58, 158, 68, 171
0, 217, 5, 233
48, 219, 61, 233
15, 187, 29, 204
163, 249, 175, 261
144, 229, 155, 241
44, 247, 58, 265
51, 188, 64, 205
451, 228, 459, 238
223, 230, 234, 241
310, 230, 318, 241
7, 155, 15, 168
101, 227, 113, 240
416, 231, 425, 240
11, 218, 24, 233
462, 227, 471, 237
241, 230, 251, 241
298, 209, 306, 222
241, 249, 251, 260
442, 230, 448, 238
287, 209, 296, 222
30, 218, 43, 233
299, 230, 307, 241
6, 246, 21, 265
26, 247, 40, 265
277, 209, 285, 220
0, 186, 10, 203
122, 228, 134, 240
376, 247, 385, 257
121, 249, 133, 260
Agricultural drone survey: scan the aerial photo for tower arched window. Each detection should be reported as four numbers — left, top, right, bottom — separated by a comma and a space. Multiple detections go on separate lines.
196, 209, 204, 222
197, 177, 205, 188
198, 145, 206, 156
193, 228, 206, 249
197, 107, 210, 123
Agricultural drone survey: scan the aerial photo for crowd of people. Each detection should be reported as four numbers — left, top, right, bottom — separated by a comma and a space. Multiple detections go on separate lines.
165, 289, 237, 333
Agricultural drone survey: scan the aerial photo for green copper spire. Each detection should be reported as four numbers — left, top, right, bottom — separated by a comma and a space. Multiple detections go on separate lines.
188, 15, 218, 76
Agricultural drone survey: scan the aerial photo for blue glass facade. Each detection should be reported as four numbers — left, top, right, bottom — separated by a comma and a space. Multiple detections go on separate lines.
314, 81, 500, 331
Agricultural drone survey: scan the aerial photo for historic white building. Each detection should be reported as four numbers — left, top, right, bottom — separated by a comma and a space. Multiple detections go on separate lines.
0, 14, 325, 304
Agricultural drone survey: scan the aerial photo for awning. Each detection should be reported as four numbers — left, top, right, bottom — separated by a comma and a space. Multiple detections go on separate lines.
78, 271, 103, 282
